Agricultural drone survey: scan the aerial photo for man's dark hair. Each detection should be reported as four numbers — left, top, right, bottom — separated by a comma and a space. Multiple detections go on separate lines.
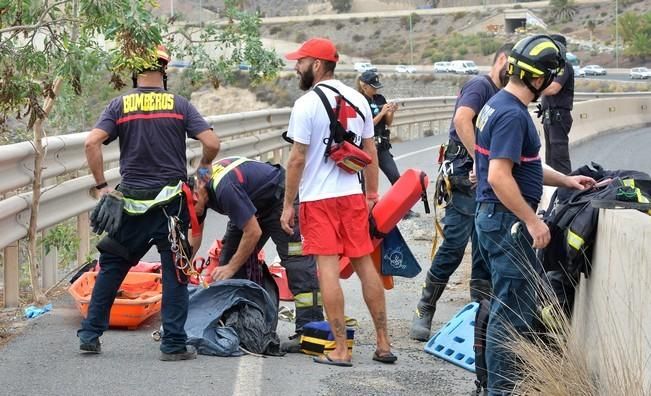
550, 34, 567, 47
492, 43, 514, 65
322, 60, 337, 74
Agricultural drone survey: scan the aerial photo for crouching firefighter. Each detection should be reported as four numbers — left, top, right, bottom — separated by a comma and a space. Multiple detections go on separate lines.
191, 156, 324, 353
78, 44, 220, 361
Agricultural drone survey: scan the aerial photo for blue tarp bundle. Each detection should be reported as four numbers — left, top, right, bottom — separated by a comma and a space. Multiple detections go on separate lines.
185, 279, 282, 357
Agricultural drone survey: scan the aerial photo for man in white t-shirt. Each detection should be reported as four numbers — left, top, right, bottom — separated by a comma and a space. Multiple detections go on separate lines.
280, 37, 396, 367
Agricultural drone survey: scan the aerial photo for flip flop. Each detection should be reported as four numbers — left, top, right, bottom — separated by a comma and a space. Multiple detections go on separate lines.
373, 351, 397, 364
313, 354, 353, 367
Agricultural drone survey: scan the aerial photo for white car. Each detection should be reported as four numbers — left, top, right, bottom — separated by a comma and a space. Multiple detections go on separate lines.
434, 61, 450, 73
449, 60, 479, 75
630, 67, 651, 79
395, 65, 416, 73
583, 65, 607, 76
573, 65, 585, 77
354, 62, 377, 73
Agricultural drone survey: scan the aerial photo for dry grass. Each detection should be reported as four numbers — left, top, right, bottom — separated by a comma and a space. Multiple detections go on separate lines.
487, 242, 651, 396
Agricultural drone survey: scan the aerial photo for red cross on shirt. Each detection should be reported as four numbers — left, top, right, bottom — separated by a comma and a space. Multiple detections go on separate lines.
335, 96, 358, 130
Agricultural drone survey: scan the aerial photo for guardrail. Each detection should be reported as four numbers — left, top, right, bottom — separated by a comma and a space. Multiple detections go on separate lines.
0, 95, 457, 307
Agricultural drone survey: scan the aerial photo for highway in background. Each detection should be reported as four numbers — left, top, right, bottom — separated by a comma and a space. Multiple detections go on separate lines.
281, 63, 646, 83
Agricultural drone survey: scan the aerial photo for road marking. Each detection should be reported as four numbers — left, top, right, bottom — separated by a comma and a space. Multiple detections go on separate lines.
394, 145, 440, 161
233, 354, 264, 396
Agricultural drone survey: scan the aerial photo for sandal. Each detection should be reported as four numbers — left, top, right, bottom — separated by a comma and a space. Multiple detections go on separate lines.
313, 354, 353, 367
373, 350, 397, 364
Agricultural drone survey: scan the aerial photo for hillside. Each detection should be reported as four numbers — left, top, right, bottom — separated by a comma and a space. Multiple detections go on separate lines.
258, 0, 651, 67
162, 0, 651, 68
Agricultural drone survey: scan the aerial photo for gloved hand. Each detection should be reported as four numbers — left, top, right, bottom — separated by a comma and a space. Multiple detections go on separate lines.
535, 103, 544, 119
90, 190, 124, 235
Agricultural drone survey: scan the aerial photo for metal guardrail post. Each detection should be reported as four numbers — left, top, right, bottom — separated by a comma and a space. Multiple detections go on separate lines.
41, 230, 57, 289
77, 212, 90, 267
3, 241, 19, 307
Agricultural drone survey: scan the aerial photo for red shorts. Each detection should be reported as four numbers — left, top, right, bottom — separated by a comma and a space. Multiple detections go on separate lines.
299, 194, 374, 258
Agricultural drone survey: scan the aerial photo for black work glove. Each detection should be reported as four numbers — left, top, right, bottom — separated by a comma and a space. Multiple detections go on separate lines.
90, 191, 124, 235
535, 103, 544, 119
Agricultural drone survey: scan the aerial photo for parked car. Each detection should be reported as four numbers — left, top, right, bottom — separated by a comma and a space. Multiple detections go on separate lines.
395, 65, 416, 73
434, 61, 450, 73
238, 62, 252, 71
573, 65, 585, 77
354, 62, 377, 73
449, 60, 479, 75
582, 65, 607, 76
168, 60, 191, 69
630, 67, 651, 79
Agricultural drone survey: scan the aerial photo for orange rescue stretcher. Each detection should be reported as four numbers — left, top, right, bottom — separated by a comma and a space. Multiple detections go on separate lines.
68, 271, 163, 329
339, 168, 429, 289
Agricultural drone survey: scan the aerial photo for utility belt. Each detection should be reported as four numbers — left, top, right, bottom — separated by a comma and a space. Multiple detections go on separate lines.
375, 134, 391, 151
444, 138, 469, 161
443, 139, 473, 195
542, 107, 571, 125
118, 180, 185, 215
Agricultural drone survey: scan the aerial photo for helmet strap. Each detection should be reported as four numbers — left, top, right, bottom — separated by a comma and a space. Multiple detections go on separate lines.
132, 72, 138, 89
163, 72, 168, 91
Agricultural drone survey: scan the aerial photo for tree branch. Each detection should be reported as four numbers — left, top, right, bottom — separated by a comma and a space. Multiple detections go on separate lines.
0, 0, 72, 35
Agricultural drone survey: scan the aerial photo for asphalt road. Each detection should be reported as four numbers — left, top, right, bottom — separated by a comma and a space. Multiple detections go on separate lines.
1, 125, 647, 395
572, 126, 651, 175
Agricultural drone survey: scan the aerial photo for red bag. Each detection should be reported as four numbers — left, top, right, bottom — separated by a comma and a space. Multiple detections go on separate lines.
328, 141, 372, 174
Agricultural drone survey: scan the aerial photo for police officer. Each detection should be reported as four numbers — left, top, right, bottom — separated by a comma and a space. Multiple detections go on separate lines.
540, 34, 574, 175
79, 45, 220, 361
474, 35, 594, 393
191, 156, 323, 352
409, 44, 513, 341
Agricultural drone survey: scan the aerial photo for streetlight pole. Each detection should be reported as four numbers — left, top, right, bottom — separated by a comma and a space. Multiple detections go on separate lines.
170, 0, 174, 19
615, 0, 619, 69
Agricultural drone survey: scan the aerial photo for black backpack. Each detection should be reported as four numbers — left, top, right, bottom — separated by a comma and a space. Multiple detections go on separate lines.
538, 162, 651, 279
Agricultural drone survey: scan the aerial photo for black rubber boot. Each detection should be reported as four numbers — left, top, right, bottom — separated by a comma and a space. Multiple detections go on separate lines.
469, 278, 492, 302
409, 272, 447, 341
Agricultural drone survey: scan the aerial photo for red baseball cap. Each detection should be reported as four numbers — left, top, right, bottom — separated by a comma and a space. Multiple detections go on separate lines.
285, 38, 339, 62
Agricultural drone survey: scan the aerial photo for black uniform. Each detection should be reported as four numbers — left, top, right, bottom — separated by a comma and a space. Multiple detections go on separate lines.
541, 62, 574, 174
367, 93, 400, 184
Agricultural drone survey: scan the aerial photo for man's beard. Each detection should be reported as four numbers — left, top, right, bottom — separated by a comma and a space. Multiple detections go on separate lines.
499, 64, 510, 88
299, 65, 315, 91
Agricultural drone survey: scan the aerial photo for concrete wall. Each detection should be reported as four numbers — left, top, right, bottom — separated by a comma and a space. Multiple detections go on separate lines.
573, 209, 651, 390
